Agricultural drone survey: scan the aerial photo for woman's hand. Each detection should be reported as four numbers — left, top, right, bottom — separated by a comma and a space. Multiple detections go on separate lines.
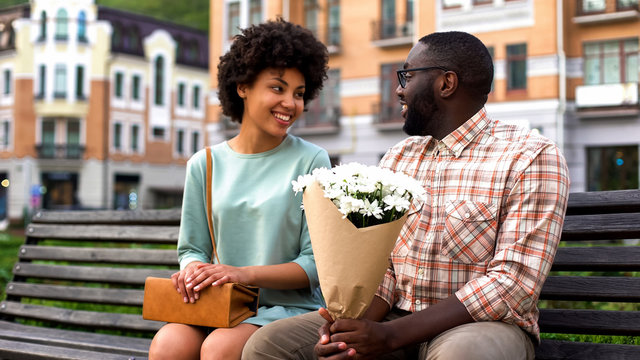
185, 263, 253, 293
170, 261, 205, 303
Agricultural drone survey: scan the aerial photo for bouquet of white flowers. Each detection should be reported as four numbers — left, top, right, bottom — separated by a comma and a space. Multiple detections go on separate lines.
292, 163, 426, 319
292, 163, 426, 228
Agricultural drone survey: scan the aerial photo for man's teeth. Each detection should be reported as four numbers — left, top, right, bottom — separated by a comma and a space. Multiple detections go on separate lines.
274, 113, 291, 122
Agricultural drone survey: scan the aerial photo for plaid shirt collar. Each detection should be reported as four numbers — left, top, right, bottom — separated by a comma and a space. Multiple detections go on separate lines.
440, 108, 490, 158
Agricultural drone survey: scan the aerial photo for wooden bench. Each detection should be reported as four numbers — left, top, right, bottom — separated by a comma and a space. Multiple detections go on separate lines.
536, 189, 640, 359
0, 209, 181, 360
0, 189, 639, 359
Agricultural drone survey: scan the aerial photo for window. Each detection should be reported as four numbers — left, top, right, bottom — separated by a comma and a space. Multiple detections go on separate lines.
228, 2, 240, 40
1, 120, 9, 147
114, 72, 124, 98
114, 123, 122, 150
193, 85, 200, 110
582, 0, 606, 13
381, 0, 396, 39
154, 56, 164, 105
584, 39, 638, 85
618, 0, 639, 10
39, 11, 47, 40
78, 11, 87, 42
131, 124, 139, 152
301, 69, 340, 127
192, 132, 200, 154
177, 82, 185, 106
473, 0, 492, 4
38, 65, 46, 98
3, 69, 10, 95
507, 43, 527, 90
55, 8, 68, 40
249, 0, 262, 26
379, 63, 403, 123
76, 66, 84, 99
152, 126, 165, 139
112, 23, 122, 48
176, 129, 184, 155
41, 119, 55, 158
54, 64, 66, 98
587, 145, 639, 191
304, 0, 318, 36
67, 119, 80, 158
132, 75, 141, 101
328, 0, 340, 46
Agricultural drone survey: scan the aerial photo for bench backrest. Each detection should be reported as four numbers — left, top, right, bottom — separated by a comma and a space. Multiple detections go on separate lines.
537, 189, 640, 358
0, 209, 181, 336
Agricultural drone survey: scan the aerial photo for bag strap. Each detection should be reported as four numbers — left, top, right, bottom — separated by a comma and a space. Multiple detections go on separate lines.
205, 146, 221, 264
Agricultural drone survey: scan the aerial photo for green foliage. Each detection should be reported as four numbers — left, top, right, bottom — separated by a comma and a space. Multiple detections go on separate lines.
0, 0, 209, 32
0, 231, 24, 301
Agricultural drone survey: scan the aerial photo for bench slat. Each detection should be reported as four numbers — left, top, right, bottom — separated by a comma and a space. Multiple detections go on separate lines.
561, 213, 640, 241
19, 245, 179, 265
25, 223, 179, 244
536, 339, 640, 360
0, 337, 146, 360
567, 189, 640, 215
0, 320, 150, 358
32, 208, 181, 225
5, 282, 144, 306
552, 246, 640, 271
539, 309, 640, 336
540, 276, 640, 301
13, 263, 174, 285
0, 301, 163, 332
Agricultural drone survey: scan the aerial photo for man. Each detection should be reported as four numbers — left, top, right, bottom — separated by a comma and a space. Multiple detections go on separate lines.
242, 31, 569, 360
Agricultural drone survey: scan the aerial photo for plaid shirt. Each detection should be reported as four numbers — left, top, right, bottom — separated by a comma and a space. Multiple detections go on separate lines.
375, 109, 569, 341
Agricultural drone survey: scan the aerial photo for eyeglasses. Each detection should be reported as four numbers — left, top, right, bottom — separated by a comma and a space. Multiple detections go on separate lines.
396, 66, 449, 88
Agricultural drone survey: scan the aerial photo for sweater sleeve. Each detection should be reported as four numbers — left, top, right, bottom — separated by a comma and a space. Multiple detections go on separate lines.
177, 150, 213, 269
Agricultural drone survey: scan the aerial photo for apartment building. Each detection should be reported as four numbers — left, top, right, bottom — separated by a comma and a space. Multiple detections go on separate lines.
0, 0, 209, 224
209, 0, 639, 193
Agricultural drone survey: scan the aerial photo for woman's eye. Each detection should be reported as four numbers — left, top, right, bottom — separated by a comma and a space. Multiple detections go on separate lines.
295, 92, 305, 98
271, 86, 283, 92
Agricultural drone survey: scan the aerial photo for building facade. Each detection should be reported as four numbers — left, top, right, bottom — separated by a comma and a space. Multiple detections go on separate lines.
0, 0, 209, 224
209, 0, 639, 193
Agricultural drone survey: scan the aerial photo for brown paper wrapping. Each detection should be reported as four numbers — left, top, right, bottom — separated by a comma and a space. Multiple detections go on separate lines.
303, 181, 408, 320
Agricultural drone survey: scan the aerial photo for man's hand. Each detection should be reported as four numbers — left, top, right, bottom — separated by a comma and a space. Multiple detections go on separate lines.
315, 308, 395, 360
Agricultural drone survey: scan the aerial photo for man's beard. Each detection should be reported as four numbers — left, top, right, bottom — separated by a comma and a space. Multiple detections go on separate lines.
402, 82, 439, 136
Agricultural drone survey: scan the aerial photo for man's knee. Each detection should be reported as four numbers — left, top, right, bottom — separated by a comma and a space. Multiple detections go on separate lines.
242, 312, 323, 360
424, 322, 534, 360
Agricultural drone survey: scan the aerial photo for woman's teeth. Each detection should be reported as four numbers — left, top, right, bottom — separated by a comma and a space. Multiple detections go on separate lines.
274, 113, 291, 122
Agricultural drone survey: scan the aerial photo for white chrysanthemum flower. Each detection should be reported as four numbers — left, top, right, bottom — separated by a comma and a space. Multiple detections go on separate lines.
360, 199, 384, 219
383, 194, 411, 212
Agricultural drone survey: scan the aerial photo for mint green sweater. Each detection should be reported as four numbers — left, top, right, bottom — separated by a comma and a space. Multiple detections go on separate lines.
177, 135, 331, 326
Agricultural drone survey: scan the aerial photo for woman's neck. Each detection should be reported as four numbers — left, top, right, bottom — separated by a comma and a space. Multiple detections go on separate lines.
227, 126, 287, 154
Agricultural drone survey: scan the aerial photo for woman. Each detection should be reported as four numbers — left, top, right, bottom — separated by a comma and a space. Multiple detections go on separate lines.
149, 19, 330, 360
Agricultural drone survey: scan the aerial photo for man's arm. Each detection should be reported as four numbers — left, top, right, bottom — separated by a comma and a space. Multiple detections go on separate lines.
316, 295, 473, 359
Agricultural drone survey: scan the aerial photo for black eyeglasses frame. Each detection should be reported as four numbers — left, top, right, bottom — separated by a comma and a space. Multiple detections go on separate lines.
396, 66, 449, 88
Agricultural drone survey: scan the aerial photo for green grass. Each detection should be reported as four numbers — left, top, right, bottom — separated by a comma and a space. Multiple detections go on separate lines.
0, 229, 25, 301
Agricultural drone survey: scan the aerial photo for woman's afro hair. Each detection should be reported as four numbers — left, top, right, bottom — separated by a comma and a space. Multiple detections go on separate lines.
217, 19, 329, 122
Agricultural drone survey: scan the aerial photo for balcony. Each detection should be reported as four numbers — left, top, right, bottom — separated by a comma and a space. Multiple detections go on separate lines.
290, 107, 340, 135
371, 20, 413, 48
574, 0, 640, 25
372, 102, 404, 131
36, 144, 85, 159
575, 82, 640, 118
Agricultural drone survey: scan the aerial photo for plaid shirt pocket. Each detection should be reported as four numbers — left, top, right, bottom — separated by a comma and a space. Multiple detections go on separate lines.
442, 200, 498, 263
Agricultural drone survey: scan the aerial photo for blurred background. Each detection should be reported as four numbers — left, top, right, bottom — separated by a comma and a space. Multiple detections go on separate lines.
0, 0, 638, 228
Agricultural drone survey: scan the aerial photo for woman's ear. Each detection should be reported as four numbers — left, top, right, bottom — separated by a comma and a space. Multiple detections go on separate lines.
237, 84, 247, 99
